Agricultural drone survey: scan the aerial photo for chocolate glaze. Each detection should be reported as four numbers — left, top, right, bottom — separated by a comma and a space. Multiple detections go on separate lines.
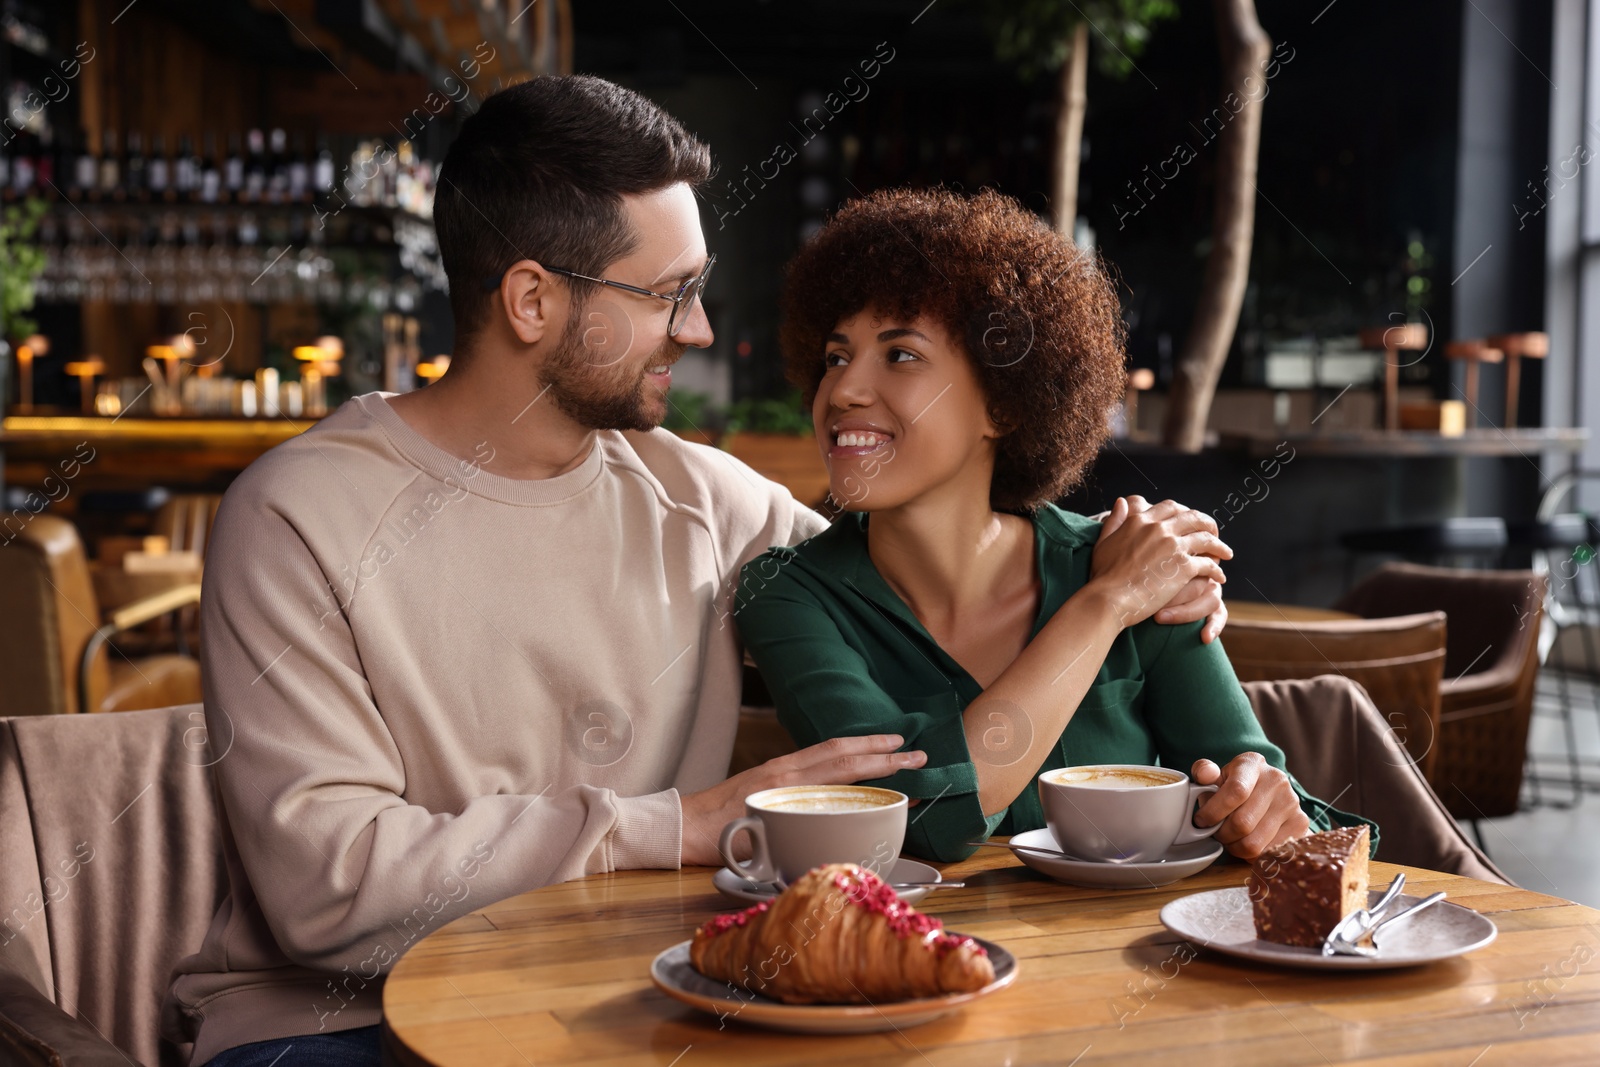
1247, 825, 1370, 948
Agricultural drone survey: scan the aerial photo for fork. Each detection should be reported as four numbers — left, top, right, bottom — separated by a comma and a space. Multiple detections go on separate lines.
1321, 873, 1408, 957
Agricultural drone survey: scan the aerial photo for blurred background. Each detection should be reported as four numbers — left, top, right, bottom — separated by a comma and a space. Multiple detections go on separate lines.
0, 0, 1596, 901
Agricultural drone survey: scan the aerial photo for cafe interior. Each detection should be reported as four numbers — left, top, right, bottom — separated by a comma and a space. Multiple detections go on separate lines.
1, 0, 1598, 1064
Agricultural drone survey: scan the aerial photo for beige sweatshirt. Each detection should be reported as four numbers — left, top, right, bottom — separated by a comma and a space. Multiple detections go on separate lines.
160, 392, 825, 1063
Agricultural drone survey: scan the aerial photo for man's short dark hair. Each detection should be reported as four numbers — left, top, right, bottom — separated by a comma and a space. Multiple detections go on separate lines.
434, 75, 712, 345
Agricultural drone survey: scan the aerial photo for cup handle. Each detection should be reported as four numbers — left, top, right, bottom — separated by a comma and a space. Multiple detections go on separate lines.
1172, 783, 1222, 845
719, 816, 776, 882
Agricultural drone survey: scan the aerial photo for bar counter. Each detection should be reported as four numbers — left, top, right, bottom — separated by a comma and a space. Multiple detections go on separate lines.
1, 413, 320, 495
1216, 427, 1586, 458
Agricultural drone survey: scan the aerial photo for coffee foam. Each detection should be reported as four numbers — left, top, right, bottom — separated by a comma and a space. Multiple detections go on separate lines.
1045, 766, 1182, 789
757, 787, 900, 813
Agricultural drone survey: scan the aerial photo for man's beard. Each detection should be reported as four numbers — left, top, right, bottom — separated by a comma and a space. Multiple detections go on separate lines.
540, 303, 685, 432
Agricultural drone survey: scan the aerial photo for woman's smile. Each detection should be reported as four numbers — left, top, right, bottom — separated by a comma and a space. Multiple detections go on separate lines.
829, 423, 896, 458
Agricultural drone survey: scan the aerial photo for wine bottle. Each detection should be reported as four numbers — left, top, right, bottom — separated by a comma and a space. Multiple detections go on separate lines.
200, 132, 222, 203
97, 128, 118, 200
268, 127, 288, 203
72, 130, 97, 199
125, 129, 146, 201
244, 128, 266, 202
313, 135, 335, 197
174, 133, 198, 200
34, 126, 53, 192
288, 131, 309, 202
148, 133, 170, 200
223, 130, 244, 201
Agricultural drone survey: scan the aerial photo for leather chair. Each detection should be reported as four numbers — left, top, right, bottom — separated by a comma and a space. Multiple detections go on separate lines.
0, 704, 227, 1066
0, 516, 202, 716
1335, 563, 1547, 825
1219, 612, 1448, 780
1242, 676, 1509, 883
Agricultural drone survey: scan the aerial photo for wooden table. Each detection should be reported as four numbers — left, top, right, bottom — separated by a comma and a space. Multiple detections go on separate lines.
381, 846, 1600, 1066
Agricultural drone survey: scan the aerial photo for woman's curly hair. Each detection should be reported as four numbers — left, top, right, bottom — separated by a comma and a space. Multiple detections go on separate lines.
779, 186, 1128, 512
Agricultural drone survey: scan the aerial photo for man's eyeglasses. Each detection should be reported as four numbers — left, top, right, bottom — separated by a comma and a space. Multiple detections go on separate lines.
483, 254, 716, 338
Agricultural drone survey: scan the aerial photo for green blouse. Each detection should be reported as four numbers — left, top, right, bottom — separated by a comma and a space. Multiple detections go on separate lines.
734, 503, 1379, 864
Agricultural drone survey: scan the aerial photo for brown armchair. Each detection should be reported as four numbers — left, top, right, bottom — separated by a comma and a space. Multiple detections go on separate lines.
1335, 562, 1547, 822
0, 516, 201, 716
1219, 612, 1448, 780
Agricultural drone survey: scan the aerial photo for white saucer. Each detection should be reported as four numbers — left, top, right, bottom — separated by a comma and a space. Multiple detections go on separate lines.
650, 934, 1017, 1033
1006, 828, 1223, 889
1160, 887, 1498, 970
712, 858, 942, 906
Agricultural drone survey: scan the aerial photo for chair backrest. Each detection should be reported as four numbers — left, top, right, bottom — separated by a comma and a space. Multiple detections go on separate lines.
1333, 562, 1548, 817
1333, 562, 1543, 681
0, 516, 107, 717
153, 494, 225, 560
0, 704, 226, 1066
1221, 612, 1448, 780
1243, 676, 1509, 883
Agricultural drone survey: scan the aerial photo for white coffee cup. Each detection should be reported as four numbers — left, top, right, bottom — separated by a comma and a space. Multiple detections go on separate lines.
1038, 764, 1221, 863
717, 784, 907, 884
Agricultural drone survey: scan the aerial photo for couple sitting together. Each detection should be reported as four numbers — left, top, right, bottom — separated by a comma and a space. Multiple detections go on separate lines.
165, 74, 1373, 1066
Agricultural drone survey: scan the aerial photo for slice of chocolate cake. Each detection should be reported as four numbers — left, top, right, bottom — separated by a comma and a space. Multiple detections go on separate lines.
1247, 825, 1370, 948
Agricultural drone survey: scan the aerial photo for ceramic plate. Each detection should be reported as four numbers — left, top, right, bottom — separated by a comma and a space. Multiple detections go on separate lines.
712, 858, 941, 906
650, 935, 1017, 1033
1006, 828, 1223, 889
1159, 887, 1498, 970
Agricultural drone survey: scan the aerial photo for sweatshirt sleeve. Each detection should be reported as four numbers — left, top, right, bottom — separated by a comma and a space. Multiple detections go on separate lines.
733, 553, 1001, 863
200, 487, 681, 973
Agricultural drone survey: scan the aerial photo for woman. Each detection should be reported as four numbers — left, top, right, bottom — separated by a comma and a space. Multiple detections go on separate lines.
734, 187, 1376, 865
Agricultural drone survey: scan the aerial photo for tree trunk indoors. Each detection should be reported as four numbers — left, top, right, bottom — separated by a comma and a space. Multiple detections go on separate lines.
1161, 0, 1271, 452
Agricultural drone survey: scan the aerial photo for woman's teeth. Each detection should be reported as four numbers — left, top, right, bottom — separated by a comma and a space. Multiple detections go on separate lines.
836, 432, 890, 448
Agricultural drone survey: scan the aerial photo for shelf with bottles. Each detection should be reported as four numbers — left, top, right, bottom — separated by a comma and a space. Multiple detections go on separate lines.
32, 204, 439, 307
5, 126, 451, 305
4, 127, 439, 216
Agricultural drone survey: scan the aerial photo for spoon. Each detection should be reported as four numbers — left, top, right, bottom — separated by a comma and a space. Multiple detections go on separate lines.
965, 839, 1115, 863
1371, 891, 1447, 945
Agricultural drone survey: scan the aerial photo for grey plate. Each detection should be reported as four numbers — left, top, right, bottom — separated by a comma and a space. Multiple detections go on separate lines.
650, 935, 1018, 1033
1007, 828, 1223, 889
712, 858, 940, 906
1160, 887, 1498, 970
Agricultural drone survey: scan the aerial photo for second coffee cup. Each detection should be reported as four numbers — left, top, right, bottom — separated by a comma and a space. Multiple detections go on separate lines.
718, 784, 908, 885
1038, 764, 1221, 863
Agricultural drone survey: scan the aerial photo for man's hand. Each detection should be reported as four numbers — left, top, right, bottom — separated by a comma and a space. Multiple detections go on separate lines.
1190, 753, 1311, 861
1095, 495, 1231, 643
679, 735, 926, 866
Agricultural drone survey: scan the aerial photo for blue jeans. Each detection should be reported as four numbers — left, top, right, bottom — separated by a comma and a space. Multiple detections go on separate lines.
200, 1024, 381, 1067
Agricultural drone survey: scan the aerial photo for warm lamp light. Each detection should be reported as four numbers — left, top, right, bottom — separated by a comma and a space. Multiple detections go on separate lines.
64, 357, 106, 414
416, 355, 451, 382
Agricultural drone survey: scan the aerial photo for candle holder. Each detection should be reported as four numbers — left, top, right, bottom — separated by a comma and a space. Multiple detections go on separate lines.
293, 342, 342, 417
13, 334, 49, 413
64, 356, 106, 413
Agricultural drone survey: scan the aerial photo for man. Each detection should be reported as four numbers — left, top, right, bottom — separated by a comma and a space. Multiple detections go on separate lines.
163, 75, 1228, 1066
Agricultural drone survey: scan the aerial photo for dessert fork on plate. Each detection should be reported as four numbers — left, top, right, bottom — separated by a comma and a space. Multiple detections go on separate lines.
1322, 873, 1448, 957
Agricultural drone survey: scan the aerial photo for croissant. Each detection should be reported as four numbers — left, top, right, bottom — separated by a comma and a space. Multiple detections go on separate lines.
689, 863, 994, 1004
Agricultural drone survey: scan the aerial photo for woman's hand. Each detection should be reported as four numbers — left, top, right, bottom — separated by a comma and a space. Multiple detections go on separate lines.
1190, 753, 1312, 860
1088, 497, 1232, 630
679, 735, 926, 866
